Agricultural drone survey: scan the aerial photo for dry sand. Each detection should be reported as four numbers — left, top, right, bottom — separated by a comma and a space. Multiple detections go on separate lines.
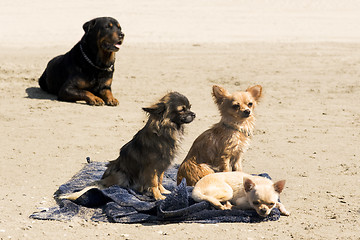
1, 0, 360, 239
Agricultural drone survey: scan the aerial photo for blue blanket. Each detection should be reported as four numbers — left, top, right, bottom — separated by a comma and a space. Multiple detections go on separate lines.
30, 161, 281, 223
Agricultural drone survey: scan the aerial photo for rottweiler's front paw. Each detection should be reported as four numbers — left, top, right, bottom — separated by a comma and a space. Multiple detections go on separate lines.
88, 96, 105, 106
105, 97, 119, 106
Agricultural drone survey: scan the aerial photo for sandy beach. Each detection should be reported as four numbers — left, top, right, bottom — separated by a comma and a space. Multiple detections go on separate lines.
1, 0, 360, 239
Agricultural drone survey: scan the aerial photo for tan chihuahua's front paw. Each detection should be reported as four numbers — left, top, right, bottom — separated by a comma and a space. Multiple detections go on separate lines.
221, 201, 233, 210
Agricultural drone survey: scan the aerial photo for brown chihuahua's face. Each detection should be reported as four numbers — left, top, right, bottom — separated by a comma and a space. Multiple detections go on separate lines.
212, 85, 262, 121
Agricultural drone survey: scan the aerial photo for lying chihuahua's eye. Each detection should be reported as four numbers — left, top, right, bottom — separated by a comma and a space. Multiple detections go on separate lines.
267, 203, 275, 207
248, 102, 253, 107
232, 104, 240, 110
252, 201, 260, 206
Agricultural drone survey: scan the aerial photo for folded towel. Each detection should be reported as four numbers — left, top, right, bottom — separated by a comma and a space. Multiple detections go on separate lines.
30, 161, 281, 223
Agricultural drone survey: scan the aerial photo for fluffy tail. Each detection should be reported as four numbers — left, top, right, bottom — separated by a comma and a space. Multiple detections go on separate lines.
58, 185, 99, 201
177, 158, 214, 186
59, 169, 129, 202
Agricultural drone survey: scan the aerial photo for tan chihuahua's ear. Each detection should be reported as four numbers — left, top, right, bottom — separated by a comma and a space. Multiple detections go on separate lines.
273, 180, 286, 194
246, 85, 262, 101
244, 177, 256, 192
212, 85, 230, 105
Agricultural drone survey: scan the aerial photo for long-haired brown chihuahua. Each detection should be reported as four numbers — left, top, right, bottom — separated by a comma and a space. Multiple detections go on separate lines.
61, 92, 195, 200
177, 85, 262, 186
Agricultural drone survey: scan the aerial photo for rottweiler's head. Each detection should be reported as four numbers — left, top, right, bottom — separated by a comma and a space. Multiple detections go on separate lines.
82, 17, 125, 53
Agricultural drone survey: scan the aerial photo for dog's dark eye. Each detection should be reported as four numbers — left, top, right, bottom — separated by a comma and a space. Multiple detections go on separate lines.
252, 201, 260, 206
248, 102, 253, 107
178, 106, 188, 113
232, 104, 240, 110
267, 203, 275, 207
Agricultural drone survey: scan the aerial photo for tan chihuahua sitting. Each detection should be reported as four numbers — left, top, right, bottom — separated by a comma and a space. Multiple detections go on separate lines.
192, 172, 290, 217
177, 85, 262, 186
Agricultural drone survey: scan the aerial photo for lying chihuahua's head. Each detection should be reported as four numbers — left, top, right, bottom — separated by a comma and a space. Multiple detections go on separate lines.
244, 177, 286, 217
212, 85, 262, 122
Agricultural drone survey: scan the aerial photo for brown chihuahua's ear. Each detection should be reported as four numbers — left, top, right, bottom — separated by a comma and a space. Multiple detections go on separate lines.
244, 177, 256, 192
273, 180, 286, 194
83, 19, 97, 33
212, 85, 230, 105
142, 102, 166, 117
246, 85, 262, 102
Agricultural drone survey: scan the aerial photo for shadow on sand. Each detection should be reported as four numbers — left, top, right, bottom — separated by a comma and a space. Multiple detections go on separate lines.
25, 87, 57, 101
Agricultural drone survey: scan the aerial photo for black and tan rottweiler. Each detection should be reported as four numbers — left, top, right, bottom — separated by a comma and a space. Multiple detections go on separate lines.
39, 17, 124, 106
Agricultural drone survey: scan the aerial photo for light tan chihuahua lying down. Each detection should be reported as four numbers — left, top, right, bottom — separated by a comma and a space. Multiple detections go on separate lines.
192, 171, 290, 217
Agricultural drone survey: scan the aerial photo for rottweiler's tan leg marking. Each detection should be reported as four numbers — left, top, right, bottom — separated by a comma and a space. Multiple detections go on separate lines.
99, 88, 119, 106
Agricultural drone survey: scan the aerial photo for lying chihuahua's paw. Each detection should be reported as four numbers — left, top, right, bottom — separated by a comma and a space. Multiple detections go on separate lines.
277, 202, 290, 216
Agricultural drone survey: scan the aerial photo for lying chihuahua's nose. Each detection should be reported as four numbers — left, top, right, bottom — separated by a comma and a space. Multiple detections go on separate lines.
243, 109, 250, 117
259, 208, 267, 215
259, 208, 266, 215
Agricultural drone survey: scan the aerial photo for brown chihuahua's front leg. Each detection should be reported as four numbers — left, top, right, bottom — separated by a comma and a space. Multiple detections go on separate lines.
219, 155, 231, 172
232, 158, 243, 171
